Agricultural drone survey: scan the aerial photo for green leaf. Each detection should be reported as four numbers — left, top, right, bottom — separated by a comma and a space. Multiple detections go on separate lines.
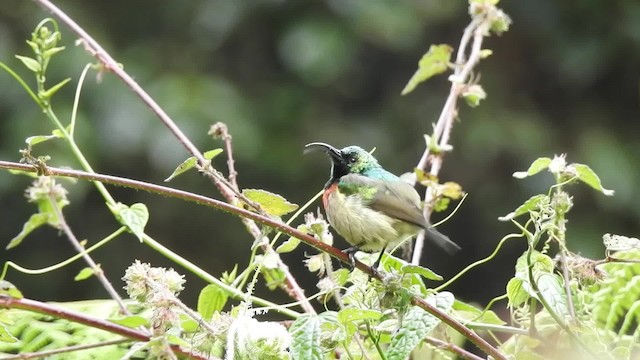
40, 78, 71, 99
401, 264, 443, 281
387, 292, 454, 360
506, 277, 529, 308
242, 189, 299, 216
573, 163, 614, 196
452, 300, 505, 325
25, 132, 63, 146
462, 84, 487, 107
332, 268, 350, 287
337, 308, 383, 324
513, 157, 552, 179
401, 44, 453, 95
42, 46, 65, 58
498, 194, 548, 221
165, 156, 197, 182
110, 315, 149, 328
197, 284, 228, 321
275, 236, 301, 253
109, 202, 149, 241
74, 267, 96, 281
6, 213, 49, 249
536, 273, 568, 317
0, 323, 18, 343
203, 148, 223, 160
0, 280, 23, 299
290, 314, 323, 360
15, 55, 41, 73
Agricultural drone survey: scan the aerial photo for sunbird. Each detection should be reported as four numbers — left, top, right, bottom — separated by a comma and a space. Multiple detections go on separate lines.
305, 142, 460, 271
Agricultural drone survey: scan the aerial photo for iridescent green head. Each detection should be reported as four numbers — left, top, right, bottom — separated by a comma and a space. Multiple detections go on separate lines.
305, 143, 380, 184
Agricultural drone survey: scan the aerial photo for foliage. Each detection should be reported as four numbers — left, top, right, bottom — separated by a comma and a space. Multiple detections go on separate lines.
0, 1, 637, 360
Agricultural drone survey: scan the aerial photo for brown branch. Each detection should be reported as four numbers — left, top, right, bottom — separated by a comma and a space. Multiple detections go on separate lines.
0, 296, 212, 360
423, 335, 485, 360
0, 338, 130, 360
0, 160, 505, 359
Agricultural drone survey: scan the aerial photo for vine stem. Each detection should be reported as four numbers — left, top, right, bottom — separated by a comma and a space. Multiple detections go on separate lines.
0, 296, 212, 360
32, 0, 313, 314
412, 16, 489, 265
0, 160, 506, 360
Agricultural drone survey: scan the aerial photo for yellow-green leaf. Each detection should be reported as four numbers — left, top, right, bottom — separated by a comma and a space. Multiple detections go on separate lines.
402, 44, 453, 95
15, 55, 41, 73
109, 202, 149, 241
276, 236, 301, 253
573, 163, 614, 196
6, 213, 49, 249
513, 157, 552, 179
204, 148, 223, 160
242, 189, 299, 216
165, 156, 197, 182
74, 267, 96, 281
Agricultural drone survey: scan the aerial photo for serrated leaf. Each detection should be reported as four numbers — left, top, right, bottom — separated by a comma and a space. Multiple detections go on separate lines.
165, 156, 197, 182
290, 314, 322, 360
0, 280, 23, 299
203, 148, 223, 160
110, 315, 149, 328
74, 267, 96, 281
6, 212, 49, 249
402, 44, 453, 95
275, 236, 301, 253
15, 55, 41, 73
506, 277, 529, 308
440, 181, 464, 199
573, 163, 614, 196
25, 133, 62, 146
41, 78, 71, 99
242, 189, 299, 216
337, 308, 383, 324
401, 264, 443, 281
197, 284, 228, 321
109, 203, 149, 241
499, 194, 548, 221
387, 293, 454, 360
513, 157, 552, 179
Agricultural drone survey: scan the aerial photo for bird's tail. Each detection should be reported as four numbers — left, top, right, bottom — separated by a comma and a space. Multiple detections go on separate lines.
425, 227, 461, 255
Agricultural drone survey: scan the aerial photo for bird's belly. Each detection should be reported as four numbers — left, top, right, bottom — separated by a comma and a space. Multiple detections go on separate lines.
325, 191, 420, 252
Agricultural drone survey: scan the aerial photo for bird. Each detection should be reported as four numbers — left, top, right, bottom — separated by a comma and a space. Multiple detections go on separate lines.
305, 142, 460, 272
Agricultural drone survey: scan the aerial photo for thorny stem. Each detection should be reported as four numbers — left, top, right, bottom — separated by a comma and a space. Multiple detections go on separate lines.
0, 160, 506, 359
48, 191, 131, 316
412, 16, 489, 265
33, 0, 314, 314
0, 296, 212, 360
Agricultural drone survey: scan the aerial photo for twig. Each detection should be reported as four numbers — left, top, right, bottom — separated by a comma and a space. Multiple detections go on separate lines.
32, 0, 313, 314
48, 190, 131, 316
412, 17, 490, 265
0, 338, 130, 360
423, 335, 485, 360
0, 296, 211, 360
0, 160, 506, 359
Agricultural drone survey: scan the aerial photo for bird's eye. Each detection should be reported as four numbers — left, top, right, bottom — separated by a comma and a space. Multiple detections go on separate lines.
348, 155, 357, 164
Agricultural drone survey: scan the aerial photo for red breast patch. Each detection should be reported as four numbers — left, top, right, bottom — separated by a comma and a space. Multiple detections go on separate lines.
322, 182, 339, 208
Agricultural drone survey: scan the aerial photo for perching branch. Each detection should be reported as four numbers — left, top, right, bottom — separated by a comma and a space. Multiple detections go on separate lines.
0, 160, 506, 360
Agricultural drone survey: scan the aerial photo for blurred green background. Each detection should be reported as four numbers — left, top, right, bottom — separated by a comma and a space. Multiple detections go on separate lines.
0, 1, 639, 312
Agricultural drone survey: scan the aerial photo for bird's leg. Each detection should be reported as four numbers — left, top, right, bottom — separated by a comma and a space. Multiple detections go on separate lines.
370, 247, 387, 278
343, 246, 360, 271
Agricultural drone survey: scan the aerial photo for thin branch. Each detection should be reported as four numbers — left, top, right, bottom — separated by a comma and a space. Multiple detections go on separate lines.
412, 16, 490, 265
423, 335, 485, 360
0, 296, 211, 360
0, 160, 505, 360
48, 191, 131, 316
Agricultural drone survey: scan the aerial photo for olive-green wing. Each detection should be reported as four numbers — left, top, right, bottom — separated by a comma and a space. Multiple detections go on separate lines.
338, 174, 427, 228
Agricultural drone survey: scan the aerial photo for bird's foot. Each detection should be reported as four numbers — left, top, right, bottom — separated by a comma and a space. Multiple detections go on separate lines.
343, 246, 360, 271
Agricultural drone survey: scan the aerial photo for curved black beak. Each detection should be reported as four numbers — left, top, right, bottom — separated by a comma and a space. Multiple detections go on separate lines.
304, 142, 342, 163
